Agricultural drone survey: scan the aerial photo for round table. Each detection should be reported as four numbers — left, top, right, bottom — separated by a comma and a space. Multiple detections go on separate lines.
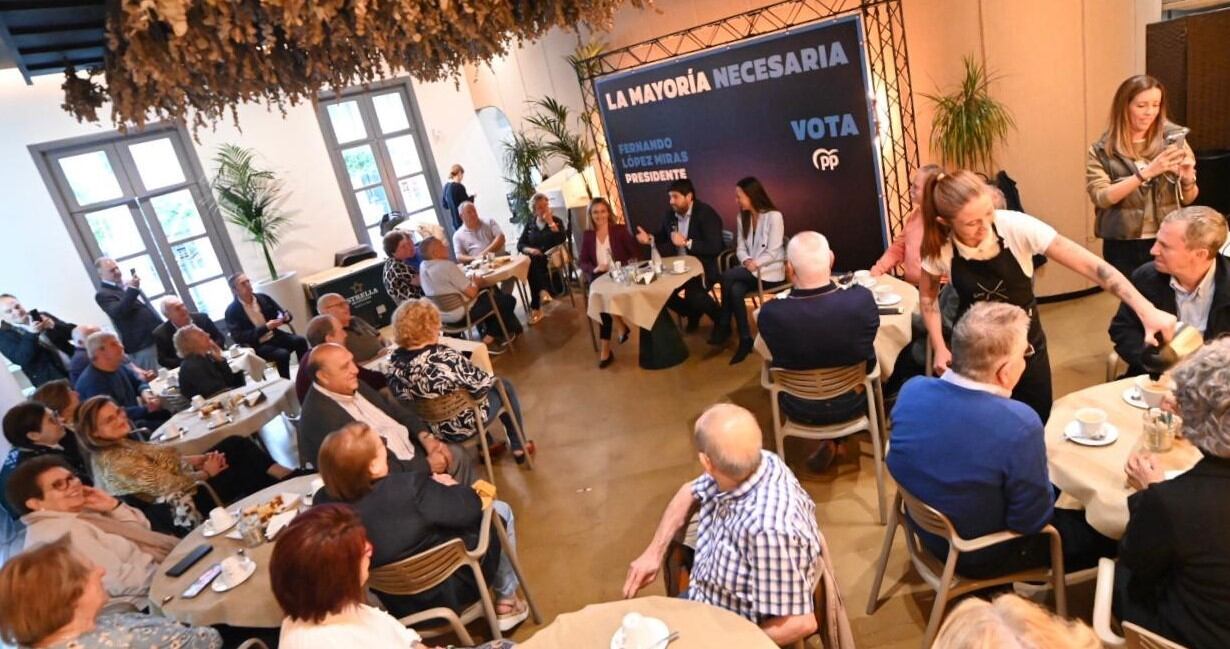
150, 474, 319, 628
586, 255, 702, 370
150, 348, 270, 396
1046, 377, 1202, 539
149, 378, 299, 456
520, 596, 776, 648
470, 254, 532, 315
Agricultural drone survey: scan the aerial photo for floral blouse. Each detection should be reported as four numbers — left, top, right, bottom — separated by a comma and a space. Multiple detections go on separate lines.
385, 344, 492, 443
383, 257, 423, 304
91, 440, 203, 528
42, 613, 221, 649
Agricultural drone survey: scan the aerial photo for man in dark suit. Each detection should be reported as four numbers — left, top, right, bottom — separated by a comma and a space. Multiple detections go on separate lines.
297, 344, 474, 485
634, 179, 723, 333
93, 257, 162, 370
0, 294, 74, 387
758, 232, 879, 472
1109, 207, 1230, 376
152, 296, 226, 369
223, 273, 307, 379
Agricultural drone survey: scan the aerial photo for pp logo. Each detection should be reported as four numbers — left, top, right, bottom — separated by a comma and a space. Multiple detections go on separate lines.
811, 148, 840, 171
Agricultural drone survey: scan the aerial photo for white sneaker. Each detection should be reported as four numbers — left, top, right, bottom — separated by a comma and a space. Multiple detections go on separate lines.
497, 600, 529, 632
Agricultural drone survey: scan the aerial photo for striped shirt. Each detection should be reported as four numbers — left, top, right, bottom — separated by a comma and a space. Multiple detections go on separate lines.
688, 451, 821, 622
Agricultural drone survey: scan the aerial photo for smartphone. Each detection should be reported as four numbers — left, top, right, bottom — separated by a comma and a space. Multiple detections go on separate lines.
165, 543, 213, 577
1165, 127, 1190, 148
27, 309, 41, 322
181, 563, 222, 598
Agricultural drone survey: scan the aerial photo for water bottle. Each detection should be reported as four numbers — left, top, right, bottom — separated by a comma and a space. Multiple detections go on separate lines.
650, 245, 662, 276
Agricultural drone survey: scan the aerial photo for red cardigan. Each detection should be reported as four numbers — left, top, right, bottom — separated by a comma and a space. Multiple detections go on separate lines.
579, 225, 641, 280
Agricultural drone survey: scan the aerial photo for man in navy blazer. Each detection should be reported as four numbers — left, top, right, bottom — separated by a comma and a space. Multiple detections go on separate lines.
223, 273, 307, 378
152, 296, 226, 369
634, 179, 723, 333
0, 294, 74, 387
93, 257, 162, 370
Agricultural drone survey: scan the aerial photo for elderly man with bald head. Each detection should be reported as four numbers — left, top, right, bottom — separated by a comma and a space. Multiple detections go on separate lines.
451, 202, 506, 264
757, 231, 879, 473
151, 296, 225, 369
418, 237, 522, 351
316, 292, 388, 364
624, 403, 822, 646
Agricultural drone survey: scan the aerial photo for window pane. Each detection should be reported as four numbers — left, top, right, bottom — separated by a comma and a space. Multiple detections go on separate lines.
149, 190, 206, 241
171, 237, 224, 284
385, 135, 423, 178
123, 254, 167, 297
355, 186, 390, 226
58, 151, 123, 205
404, 208, 440, 232
398, 174, 432, 212
84, 205, 144, 259
341, 145, 382, 188
372, 93, 410, 134
128, 138, 186, 191
188, 277, 233, 319
327, 101, 367, 144
367, 225, 384, 251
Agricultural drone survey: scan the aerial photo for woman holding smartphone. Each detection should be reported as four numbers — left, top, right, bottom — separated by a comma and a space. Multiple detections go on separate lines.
1087, 75, 1199, 279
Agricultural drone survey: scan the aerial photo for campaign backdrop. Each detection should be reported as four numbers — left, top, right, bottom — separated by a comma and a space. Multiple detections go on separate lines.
594, 15, 886, 269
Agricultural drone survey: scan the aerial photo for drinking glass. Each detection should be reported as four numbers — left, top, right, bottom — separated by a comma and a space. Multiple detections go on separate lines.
1143, 407, 1179, 453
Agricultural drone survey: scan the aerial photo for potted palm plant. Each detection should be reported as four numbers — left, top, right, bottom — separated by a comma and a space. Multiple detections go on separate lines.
525, 96, 596, 198
923, 56, 1016, 174
503, 130, 546, 226
211, 144, 307, 324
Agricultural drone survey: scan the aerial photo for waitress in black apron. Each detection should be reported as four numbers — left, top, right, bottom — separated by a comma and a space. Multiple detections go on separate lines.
917, 170, 1176, 422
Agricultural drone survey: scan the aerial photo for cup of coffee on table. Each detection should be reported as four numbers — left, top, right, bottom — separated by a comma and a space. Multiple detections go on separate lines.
1074, 407, 1107, 440
619, 612, 651, 649
209, 506, 235, 532
672, 259, 686, 273
220, 554, 248, 585
1136, 375, 1169, 408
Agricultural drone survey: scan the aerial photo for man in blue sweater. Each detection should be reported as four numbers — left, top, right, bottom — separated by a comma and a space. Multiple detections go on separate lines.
888, 301, 1114, 578
75, 331, 170, 430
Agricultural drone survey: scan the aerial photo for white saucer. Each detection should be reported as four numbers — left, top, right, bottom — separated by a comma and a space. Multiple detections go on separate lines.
875, 293, 902, 306
1064, 420, 1120, 447
201, 516, 237, 538
610, 616, 671, 649
211, 559, 257, 592
1122, 387, 1150, 409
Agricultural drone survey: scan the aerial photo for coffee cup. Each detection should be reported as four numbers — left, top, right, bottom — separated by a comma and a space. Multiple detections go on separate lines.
220, 554, 248, 585
619, 612, 651, 649
210, 409, 227, 426
191, 395, 205, 410
672, 259, 686, 273
307, 477, 325, 501
1074, 407, 1107, 440
1136, 376, 1169, 408
209, 506, 235, 531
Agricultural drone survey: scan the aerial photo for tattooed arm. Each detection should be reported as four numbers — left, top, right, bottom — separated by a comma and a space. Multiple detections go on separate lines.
919, 270, 951, 374
1045, 235, 1177, 344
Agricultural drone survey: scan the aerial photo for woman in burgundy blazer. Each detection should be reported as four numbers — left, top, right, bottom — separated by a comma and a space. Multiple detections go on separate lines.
579, 197, 640, 368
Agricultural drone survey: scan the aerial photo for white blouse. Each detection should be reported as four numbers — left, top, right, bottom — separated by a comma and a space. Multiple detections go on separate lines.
596, 233, 614, 270
279, 605, 422, 649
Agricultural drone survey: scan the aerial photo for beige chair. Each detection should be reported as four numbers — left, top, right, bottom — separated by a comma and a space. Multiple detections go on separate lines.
763, 362, 888, 524
754, 258, 792, 307
1093, 557, 1190, 649
545, 242, 578, 308
866, 488, 1068, 649
367, 505, 542, 641
428, 291, 514, 350
1108, 350, 1125, 382
409, 380, 533, 487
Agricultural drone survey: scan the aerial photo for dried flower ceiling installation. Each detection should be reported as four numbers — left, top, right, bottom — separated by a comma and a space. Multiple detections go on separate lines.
62, 0, 648, 130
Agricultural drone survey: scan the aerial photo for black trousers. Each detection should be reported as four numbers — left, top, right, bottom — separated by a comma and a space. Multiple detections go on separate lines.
526, 255, 551, 310
718, 266, 784, 340
191, 436, 279, 509
1013, 339, 1053, 424
1102, 238, 1155, 281
255, 330, 308, 379
666, 277, 719, 324
468, 288, 522, 341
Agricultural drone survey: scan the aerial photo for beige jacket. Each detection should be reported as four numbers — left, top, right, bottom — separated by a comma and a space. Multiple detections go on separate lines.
1085, 122, 1195, 240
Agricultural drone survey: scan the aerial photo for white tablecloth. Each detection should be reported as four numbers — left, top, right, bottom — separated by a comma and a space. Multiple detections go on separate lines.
150, 378, 298, 456
586, 256, 702, 331
149, 348, 270, 396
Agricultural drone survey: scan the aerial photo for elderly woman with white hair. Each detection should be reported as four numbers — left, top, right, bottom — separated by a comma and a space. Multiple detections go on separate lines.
174, 325, 245, 400
516, 193, 568, 324
1118, 337, 1230, 649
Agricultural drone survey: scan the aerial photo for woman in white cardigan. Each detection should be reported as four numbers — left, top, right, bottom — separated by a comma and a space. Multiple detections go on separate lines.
7, 455, 176, 611
709, 176, 786, 364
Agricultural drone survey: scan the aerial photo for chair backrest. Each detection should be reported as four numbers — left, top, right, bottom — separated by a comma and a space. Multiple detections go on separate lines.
428, 293, 469, 314
409, 390, 477, 425
367, 538, 474, 596
897, 485, 959, 540
1125, 623, 1189, 649
769, 364, 866, 401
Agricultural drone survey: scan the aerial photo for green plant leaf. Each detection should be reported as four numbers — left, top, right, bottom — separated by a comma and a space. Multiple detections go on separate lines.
211, 143, 291, 278
924, 55, 1015, 173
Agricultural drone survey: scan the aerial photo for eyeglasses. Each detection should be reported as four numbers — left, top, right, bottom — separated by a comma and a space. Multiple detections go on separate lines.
47, 474, 81, 492
1024, 343, 1036, 359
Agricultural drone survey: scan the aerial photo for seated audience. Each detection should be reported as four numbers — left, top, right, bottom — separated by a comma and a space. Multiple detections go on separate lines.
7, 457, 177, 609
758, 231, 878, 472
0, 293, 74, 386
67, 324, 101, 384
418, 236, 521, 351
75, 395, 293, 526
385, 300, 534, 464
932, 594, 1100, 649
709, 177, 786, 364
298, 343, 473, 484
174, 325, 246, 399
0, 537, 221, 648
317, 292, 388, 364
889, 302, 1116, 579
382, 230, 423, 304
1117, 337, 1230, 649
870, 164, 944, 285
634, 178, 722, 334
271, 503, 515, 649
223, 272, 308, 378
1109, 206, 1230, 376
579, 197, 638, 368
624, 404, 821, 646
93, 257, 163, 370
152, 296, 225, 369
517, 193, 569, 324
295, 314, 387, 402
31, 379, 84, 439
452, 202, 507, 264
74, 332, 170, 430
315, 424, 529, 629
2, 400, 92, 519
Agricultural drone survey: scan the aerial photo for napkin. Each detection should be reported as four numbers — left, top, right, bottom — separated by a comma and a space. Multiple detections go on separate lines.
265, 510, 298, 540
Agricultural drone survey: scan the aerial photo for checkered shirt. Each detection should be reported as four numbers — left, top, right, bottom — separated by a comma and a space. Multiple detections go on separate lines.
687, 450, 821, 622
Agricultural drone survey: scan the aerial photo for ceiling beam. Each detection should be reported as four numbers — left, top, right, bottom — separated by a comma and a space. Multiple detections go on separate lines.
0, 1, 102, 10
0, 14, 32, 83
7, 21, 102, 35
17, 39, 102, 55
24, 54, 102, 72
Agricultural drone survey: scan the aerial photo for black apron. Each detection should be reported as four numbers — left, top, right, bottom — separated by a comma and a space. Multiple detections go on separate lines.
949, 224, 1053, 422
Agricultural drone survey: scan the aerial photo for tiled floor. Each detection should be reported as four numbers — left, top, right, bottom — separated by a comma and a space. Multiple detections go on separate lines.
471, 289, 1123, 646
